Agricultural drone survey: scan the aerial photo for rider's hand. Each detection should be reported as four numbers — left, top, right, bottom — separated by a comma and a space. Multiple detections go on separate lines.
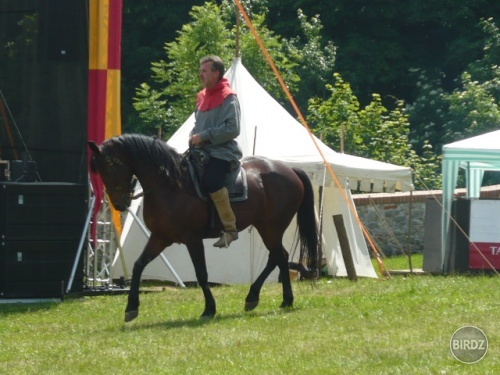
189, 134, 202, 146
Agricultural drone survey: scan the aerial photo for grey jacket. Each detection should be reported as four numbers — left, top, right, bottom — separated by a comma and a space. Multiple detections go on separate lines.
191, 93, 243, 165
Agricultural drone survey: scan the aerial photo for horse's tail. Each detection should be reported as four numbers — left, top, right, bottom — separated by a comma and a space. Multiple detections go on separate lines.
290, 168, 319, 280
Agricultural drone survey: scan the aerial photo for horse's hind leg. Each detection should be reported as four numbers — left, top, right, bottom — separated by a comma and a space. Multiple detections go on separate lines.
275, 245, 294, 308
245, 257, 277, 311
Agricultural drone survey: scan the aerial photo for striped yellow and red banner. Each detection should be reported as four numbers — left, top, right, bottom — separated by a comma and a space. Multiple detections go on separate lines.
88, 0, 123, 236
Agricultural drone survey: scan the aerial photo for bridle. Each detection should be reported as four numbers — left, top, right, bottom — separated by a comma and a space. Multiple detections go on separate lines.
98, 143, 137, 205
99, 146, 162, 203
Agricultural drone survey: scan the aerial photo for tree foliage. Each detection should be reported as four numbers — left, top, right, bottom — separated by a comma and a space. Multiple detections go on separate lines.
133, 2, 231, 136
122, 0, 206, 132
407, 18, 500, 152
443, 71, 500, 142
308, 73, 442, 190
284, 9, 336, 109
128, 1, 499, 190
442, 18, 500, 143
133, 1, 301, 137
266, 0, 499, 104
133, 1, 338, 138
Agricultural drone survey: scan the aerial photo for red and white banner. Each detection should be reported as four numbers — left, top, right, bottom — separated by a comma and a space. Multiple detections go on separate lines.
469, 200, 500, 270
469, 242, 500, 270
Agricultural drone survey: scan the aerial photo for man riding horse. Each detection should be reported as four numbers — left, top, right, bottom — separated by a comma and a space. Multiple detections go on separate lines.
189, 55, 241, 248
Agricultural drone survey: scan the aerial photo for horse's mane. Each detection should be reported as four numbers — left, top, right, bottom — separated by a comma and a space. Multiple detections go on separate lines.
110, 133, 184, 186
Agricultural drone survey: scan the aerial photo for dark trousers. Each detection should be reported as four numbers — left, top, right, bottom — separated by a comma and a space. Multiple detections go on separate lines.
203, 157, 229, 194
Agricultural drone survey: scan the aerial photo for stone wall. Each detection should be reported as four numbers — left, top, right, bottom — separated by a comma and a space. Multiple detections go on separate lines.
352, 185, 500, 257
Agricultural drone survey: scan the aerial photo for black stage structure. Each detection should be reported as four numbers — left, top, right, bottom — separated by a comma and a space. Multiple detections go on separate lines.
0, 0, 89, 300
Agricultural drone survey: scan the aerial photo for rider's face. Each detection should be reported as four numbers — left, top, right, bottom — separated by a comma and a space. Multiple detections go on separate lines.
199, 61, 219, 89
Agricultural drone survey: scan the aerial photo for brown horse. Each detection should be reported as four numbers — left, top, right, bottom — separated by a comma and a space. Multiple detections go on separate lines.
88, 134, 318, 322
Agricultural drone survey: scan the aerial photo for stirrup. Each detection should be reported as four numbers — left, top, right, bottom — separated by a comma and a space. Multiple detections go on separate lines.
213, 230, 238, 248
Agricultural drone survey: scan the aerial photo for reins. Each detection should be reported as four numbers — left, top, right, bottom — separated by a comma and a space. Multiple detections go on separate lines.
129, 177, 165, 200
101, 135, 186, 204
131, 190, 145, 200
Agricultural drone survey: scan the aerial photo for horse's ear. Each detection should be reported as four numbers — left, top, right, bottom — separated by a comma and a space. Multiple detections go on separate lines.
88, 141, 101, 156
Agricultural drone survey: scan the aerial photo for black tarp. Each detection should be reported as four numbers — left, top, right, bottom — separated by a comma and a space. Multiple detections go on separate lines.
0, 0, 88, 183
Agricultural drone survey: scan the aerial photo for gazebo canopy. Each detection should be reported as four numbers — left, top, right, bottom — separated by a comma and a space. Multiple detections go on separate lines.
441, 129, 500, 269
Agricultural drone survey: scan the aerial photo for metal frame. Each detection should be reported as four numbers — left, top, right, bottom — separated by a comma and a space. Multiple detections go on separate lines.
85, 196, 121, 289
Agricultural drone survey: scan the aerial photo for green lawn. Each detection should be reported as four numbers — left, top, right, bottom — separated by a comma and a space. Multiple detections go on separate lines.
0, 255, 498, 374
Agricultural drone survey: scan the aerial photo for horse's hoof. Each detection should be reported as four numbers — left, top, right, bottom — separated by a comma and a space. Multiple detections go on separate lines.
200, 311, 215, 320
245, 300, 259, 311
124, 310, 138, 323
280, 301, 293, 309
200, 314, 215, 320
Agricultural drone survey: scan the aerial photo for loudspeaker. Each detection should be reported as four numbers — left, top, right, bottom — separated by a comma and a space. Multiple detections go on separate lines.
0, 160, 9, 181
10, 160, 38, 182
0, 182, 88, 298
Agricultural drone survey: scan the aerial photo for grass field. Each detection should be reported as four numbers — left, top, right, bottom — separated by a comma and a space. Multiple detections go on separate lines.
0, 255, 498, 374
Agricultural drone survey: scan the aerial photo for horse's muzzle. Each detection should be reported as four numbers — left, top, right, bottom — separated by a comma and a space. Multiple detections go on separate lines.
110, 195, 131, 212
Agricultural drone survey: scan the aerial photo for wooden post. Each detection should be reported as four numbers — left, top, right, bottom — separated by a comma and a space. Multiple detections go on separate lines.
333, 214, 358, 281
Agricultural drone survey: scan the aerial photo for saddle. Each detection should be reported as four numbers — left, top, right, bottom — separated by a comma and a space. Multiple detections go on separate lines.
184, 148, 248, 202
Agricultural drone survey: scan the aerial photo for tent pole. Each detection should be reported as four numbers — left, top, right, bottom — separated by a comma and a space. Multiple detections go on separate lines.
252, 126, 257, 155
67, 195, 96, 294
317, 166, 327, 272
318, 185, 323, 272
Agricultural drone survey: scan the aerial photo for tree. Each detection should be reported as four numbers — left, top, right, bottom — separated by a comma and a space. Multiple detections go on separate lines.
133, 1, 300, 137
406, 69, 448, 154
442, 18, 500, 143
308, 73, 441, 190
308, 73, 360, 152
267, 0, 499, 104
443, 71, 500, 142
132, 0, 341, 137
284, 9, 336, 111
407, 18, 500, 154
466, 18, 500, 88
122, 0, 207, 132
134, 2, 232, 136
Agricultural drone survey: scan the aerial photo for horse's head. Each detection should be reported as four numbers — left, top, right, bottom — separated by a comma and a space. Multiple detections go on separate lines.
88, 139, 135, 212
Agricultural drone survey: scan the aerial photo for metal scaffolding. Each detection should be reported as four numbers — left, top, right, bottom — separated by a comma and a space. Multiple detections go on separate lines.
86, 196, 119, 289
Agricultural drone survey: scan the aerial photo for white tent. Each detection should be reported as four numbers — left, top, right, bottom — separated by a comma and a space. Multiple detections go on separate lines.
113, 58, 413, 284
441, 129, 500, 270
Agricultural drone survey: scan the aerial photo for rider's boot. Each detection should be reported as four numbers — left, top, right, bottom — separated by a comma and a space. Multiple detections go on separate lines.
210, 187, 238, 248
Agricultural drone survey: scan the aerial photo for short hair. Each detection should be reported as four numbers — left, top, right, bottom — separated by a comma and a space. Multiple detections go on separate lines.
200, 55, 225, 80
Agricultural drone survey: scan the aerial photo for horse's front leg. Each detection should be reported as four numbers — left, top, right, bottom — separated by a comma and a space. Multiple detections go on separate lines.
125, 236, 172, 322
186, 239, 216, 318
